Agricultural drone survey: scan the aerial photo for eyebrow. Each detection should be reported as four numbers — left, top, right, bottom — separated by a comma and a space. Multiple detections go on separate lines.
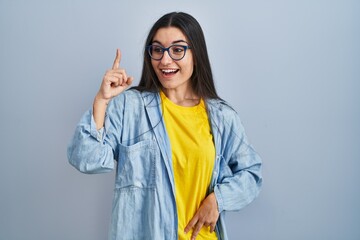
152, 40, 189, 45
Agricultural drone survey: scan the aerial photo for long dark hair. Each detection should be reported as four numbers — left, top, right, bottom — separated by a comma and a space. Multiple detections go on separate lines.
136, 12, 220, 100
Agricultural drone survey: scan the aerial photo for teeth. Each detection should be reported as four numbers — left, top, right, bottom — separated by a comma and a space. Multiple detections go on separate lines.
162, 69, 177, 73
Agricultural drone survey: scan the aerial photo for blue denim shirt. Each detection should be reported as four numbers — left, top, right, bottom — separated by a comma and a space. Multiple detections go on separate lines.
67, 89, 262, 240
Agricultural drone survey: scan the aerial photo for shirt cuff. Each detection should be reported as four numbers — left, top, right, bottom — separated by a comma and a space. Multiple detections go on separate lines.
90, 110, 107, 143
214, 184, 224, 213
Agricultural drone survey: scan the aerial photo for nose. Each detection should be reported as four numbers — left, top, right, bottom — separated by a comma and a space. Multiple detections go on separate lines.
160, 50, 173, 65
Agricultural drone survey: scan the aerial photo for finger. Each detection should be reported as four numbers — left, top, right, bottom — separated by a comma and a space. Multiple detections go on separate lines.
112, 76, 134, 93
125, 76, 134, 86
112, 49, 121, 70
203, 222, 210, 227
184, 215, 198, 234
128, 76, 134, 83
191, 221, 203, 240
119, 69, 128, 84
107, 69, 128, 85
112, 80, 130, 96
105, 72, 124, 81
105, 75, 123, 86
210, 223, 216, 233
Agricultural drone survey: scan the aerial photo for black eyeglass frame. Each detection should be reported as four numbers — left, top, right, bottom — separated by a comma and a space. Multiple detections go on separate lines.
146, 44, 192, 61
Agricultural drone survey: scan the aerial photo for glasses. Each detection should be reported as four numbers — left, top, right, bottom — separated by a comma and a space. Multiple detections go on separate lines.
146, 44, 191, 61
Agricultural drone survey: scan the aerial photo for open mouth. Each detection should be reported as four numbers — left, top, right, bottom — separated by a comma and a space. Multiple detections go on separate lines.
161, 69, 179, 76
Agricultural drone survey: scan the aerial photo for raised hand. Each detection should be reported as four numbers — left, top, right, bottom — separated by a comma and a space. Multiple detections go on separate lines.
96, 49, 134, 102
93, 49, 134, 130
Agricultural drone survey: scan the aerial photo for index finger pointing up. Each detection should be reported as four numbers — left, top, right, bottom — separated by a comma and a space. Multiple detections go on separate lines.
112, 49, 121, 69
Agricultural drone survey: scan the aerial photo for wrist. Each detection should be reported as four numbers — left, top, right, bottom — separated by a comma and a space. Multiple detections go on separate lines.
94, 93, 110, 106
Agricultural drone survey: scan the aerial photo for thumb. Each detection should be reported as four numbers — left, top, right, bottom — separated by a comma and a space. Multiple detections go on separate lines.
111, 77, 134, 97
125, 76, 134, 86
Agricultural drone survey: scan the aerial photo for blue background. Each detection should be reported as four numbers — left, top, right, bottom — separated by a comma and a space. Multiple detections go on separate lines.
1, 0, 359, 239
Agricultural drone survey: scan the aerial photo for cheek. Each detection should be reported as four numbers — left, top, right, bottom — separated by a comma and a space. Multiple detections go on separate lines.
151, 60, 157, 71
183, 56, 194, 75
184, 62, 194, 76
151, 61, 162, 77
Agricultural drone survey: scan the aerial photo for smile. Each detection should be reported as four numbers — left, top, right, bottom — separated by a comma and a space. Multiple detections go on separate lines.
161, 69, 179, 76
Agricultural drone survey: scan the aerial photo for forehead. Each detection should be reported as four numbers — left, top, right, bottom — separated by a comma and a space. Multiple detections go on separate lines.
152, 27, 188, 45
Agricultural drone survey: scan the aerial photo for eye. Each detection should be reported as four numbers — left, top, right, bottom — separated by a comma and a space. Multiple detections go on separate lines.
152, 45, 163, 53
171, 46, 185, 55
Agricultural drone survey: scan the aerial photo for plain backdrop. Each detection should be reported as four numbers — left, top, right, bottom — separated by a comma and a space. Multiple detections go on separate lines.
1, 0, 359, 239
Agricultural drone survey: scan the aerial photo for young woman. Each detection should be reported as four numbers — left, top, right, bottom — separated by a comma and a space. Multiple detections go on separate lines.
68, 12, 262, 240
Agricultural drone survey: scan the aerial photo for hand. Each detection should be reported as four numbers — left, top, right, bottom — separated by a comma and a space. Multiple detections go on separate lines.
93, 49, 133, 130
184, 193, 220, 240
96, 49, 134, 103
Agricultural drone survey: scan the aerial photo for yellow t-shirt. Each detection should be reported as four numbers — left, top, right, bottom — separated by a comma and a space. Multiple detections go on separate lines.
161, 91, 217, 240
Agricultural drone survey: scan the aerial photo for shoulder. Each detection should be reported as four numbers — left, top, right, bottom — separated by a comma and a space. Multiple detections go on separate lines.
206, 98, 239, 118
206, 98, 245, 133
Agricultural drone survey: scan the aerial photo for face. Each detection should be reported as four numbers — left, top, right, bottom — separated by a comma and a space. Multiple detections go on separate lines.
150, 27, 194, 93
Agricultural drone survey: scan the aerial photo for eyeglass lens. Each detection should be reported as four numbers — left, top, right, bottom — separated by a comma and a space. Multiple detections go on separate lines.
149, 45, 187, 60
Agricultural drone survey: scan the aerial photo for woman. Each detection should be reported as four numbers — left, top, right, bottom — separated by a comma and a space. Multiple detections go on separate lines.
68, 12, 262, 240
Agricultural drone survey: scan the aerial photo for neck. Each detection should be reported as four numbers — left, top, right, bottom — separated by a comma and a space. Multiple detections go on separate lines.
161, 87, 200, 107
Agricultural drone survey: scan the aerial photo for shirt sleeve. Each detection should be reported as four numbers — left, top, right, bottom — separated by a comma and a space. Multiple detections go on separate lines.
213, 110, 262, 213
67, 98, 122, 174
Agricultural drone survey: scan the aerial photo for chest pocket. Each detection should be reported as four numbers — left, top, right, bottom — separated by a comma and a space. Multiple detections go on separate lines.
116, 139, 157, 189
